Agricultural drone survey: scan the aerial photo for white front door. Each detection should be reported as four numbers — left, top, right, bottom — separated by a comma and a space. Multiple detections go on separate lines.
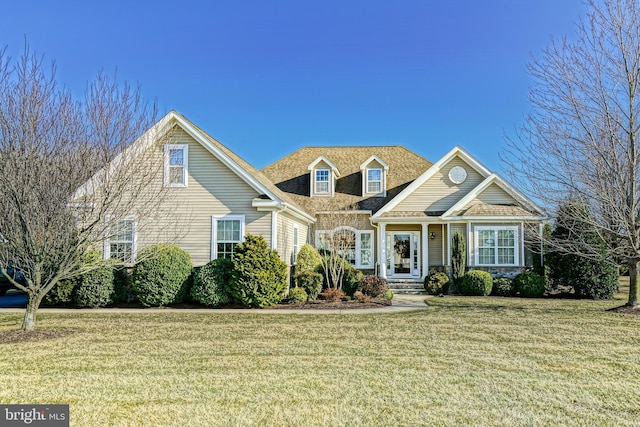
386, 232, 420, 277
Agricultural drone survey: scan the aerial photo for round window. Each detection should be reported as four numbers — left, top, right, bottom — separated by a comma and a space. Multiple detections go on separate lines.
448, 166, 467, 184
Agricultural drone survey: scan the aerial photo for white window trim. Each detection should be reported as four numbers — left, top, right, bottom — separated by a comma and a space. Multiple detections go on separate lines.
313, 168, 331, 195
292, 224, 300, 265
474, 225, 519, 266
364, 168, 385, 197
103, 216, 137, 264
211, 214, 245, 260
315, 227, 374, 269
164, 144, 189, 187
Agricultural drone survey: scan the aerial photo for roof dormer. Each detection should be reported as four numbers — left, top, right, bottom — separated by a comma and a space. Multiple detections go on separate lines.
308, 156, 340, 197
360, 155, 388, 197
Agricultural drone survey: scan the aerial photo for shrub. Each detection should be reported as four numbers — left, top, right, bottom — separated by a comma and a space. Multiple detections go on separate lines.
354, 291, 371, 303
43, 278, 78, 305
113, 263, 134, 303
295, 271, 323, 301
359, 275, 388, 297
424, 270, 450, 295
451, 231, 466, 291
460, 270, 493, 296
515, 271, 546, 298
191, 258, 233, 307
295, 244, 322, 275
381, 289, 394, 300
319, 288, 344, 302
75, 263, 116, 308
342, 264, 364, 296
133, 243, 193, 307
287, 287, 308, 303
491, 277, 515, 297
227, 234, 288, 308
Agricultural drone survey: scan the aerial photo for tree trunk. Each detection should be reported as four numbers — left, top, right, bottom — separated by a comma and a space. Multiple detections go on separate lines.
627, 259, 640, 308
21, 293, 42, 331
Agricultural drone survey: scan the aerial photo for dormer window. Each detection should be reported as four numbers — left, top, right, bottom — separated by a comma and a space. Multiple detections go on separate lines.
308, 156, 340, 197
360, 155, 388, 197
315, 169, 330, 194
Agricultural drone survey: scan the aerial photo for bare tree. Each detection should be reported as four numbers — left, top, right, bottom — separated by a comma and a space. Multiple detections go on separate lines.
503, 0, 640, 307
0, 45, 172, 329
314, 203, 365, 290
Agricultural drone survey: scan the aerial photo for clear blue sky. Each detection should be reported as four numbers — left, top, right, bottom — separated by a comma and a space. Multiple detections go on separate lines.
0, 0, 585, 172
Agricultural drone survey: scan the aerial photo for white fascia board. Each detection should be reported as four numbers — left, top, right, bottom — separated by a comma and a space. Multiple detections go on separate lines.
372, 146, 491, 219
173, 114, 282, 202
252, 199, 315, 224
316, 210, 373, 215
443, 215, 547, 221
308, 156, 341, 177
359, 155, 389, 171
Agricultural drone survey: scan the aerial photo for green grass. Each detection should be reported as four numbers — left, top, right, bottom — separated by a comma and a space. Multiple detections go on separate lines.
0, 291, 639, 426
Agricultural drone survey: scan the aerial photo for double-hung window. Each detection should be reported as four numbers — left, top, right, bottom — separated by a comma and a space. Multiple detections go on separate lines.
366, 169, 382, 194
164, 144, 188, 187
315, 169, 330, 194
212, 215, 245, 260
292, 225, 300, 264
475, 226, 518, 266
105, 218, 136, 264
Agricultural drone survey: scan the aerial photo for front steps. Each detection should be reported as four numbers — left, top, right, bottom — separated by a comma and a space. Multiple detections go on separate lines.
388, 278, 425, 295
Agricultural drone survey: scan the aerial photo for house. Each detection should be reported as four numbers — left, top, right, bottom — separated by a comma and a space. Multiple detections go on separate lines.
99, 111, 546, 281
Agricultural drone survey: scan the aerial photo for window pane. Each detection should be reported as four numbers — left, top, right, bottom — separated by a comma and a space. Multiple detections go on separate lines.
498, 230, 514, 247
315, 169, 330, 193
367, 181, 381, 193
360, 233, 371, 249
110, 219, 134, 263
498, 248, 515, 264
217, 219, 241, 242
360, 249, 372, 266
367, 169, 381, 181
478, 230, 495, 247
169, 149, 184, 166
478, 248, 495, 264
169, 166, 184, 184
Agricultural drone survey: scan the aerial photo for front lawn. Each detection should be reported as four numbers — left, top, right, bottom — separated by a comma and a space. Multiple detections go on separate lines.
0, 293, 638, 426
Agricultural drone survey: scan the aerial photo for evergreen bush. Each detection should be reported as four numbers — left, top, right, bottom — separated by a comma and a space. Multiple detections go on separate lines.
287, 287, 308, 303
515, 271, 546, 298
75, 263, 116, 308
424, 269, 450, 295
133, 243, 193, 307
451, 231, 466, 291
460, 270, 493, 296
491, 277, 516, 297
191, 258, 233, 307
227, 234, 288, 308
43, 278, 78, 305
295, 271, 323, 301
295, 244, 322, 275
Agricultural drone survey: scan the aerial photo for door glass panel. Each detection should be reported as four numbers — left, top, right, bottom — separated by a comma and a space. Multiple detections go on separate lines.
386, 234, 392, 273
413, 233, 419, 274
393, 234, 411, 274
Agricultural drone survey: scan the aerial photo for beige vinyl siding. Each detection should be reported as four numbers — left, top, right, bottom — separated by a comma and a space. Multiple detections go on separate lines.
134, 127, 271, 266
392, 157, 484, 213
428, 224, 445, 267
476, 183, 517, 205
277, 212, 309, 266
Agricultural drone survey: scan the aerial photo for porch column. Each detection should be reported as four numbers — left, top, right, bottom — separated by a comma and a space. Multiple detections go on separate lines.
379, 223, 387, 278
422, 223, 428, 279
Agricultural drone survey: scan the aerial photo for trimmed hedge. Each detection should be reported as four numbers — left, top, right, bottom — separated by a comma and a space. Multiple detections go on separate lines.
460, 270, 493, 296
342, 264, 364, 296
515, 271, 545, 298
491, 277, 516, 297
133, 243, 193, 307
191, 258, 233, 307
424, 270, 450, 295
227, 234, 288, 308
359, 275, 388, 297
295, 271, 323, 301
75, 263, 116, 308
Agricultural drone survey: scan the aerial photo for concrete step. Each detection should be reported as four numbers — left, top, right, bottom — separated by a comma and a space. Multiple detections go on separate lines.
388, 281, 426, 295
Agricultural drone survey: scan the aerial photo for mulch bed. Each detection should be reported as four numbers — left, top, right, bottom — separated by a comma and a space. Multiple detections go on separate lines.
0, 329, 73, 345
607, 305, 640, 315
269, 298, 392, 310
